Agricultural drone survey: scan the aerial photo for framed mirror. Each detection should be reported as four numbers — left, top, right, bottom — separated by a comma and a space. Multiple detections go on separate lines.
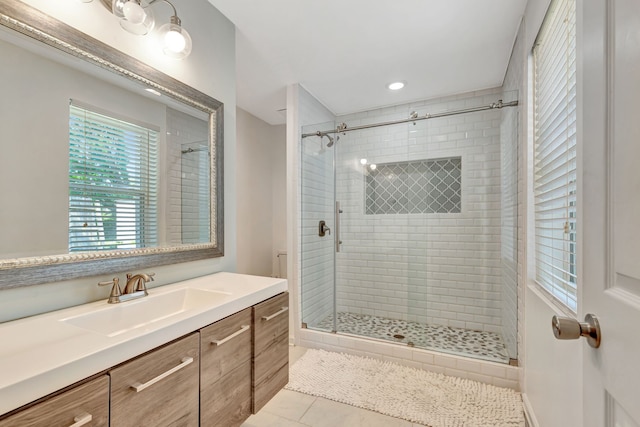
0, 0, 224, 289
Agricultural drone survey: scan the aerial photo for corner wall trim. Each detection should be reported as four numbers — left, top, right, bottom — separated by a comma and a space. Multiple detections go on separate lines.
521, 393, 539, 427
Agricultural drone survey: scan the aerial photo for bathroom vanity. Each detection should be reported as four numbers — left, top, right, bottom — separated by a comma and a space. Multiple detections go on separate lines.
0, 273, 289, 426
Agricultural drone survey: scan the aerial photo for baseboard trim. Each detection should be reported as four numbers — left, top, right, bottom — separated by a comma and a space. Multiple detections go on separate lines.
521, 393, 539, 427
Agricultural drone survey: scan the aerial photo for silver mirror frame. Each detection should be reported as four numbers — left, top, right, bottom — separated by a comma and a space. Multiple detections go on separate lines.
0, 0, 224, 289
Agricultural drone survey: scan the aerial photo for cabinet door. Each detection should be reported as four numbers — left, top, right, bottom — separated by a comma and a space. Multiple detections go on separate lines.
0, 375, 109, 427
110, 333, 199, 427
252, 292, 289, 413
200, 308, 252, 427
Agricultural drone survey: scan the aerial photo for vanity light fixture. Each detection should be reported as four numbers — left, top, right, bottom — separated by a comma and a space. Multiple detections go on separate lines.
157, 3, 192, 59
100, 0, 192, 59
111, 0, 155, 35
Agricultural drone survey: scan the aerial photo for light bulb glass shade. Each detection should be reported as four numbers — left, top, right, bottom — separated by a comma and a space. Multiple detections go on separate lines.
112, 0, 128, 17
159, 22, 192, 59
112, 0, 155, 35
123, 1, 145, 24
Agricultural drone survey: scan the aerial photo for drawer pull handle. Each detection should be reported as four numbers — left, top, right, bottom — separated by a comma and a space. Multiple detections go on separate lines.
261, 306, 289, 321
131, 356, 193, 393
70, 413, 92, 427
211, 324, 250, 346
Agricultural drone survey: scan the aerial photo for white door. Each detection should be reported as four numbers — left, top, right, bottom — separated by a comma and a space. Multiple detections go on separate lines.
581, 0, 640, 425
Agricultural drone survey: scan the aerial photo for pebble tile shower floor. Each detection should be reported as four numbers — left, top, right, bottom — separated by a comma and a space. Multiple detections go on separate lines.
316, 312, 510, 364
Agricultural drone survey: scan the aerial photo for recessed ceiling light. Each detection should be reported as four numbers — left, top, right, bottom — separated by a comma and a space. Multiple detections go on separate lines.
387, 81, 405, 91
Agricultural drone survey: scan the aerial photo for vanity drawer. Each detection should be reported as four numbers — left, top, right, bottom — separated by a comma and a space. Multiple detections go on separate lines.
252, 336, 289, 413
201, 359, 252, 427
252, 292, 289, 413
200, 307, 252, 384
0, 375, 109, 427
252, 292, 289, 352
110, 333, 199, 427
200, 308, 253, 426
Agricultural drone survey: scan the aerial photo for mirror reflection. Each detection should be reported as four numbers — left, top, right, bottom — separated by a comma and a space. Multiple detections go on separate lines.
0, 27, 212, 260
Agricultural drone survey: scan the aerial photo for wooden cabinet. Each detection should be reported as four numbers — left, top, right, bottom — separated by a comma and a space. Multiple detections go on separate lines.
252, 292, 289, 413
200, 307, 252, 427
0, 375, 109, 427
109, 333, 199, 427
1, 293, 290, 426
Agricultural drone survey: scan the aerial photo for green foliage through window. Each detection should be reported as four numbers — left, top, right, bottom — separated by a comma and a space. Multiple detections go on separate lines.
69, 103, 158, 252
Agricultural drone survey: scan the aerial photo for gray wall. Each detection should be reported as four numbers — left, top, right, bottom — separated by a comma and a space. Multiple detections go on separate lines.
236, 108, 286, 277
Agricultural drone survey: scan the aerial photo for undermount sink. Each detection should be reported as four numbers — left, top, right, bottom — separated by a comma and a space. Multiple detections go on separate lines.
60, 288, 231, 337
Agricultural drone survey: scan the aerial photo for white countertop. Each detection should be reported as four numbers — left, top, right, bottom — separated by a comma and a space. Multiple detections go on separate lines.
0, 272, 288, 415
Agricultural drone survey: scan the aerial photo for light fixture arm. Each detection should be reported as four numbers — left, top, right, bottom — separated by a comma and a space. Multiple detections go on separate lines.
98, 0, 193, 59
148, 0, 179, 21
100, 0, 178, 20
142, 0, 183, 27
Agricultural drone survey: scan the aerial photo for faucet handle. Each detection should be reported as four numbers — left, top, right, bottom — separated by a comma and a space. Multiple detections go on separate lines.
98, 278, 122, 303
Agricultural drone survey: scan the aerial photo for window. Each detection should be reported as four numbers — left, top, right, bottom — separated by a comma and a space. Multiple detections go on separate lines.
532, 0, 577, 311
69, 102, 158, 252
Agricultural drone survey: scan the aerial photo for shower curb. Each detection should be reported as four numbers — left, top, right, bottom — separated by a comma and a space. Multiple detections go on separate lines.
296, 328, 521, 391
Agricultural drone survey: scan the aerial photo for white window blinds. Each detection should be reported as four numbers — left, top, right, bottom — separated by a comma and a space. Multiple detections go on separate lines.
69, 103, 159, 252
533, 0, 577, 311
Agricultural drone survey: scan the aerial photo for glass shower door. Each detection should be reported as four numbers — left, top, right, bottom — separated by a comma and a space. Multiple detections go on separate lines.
332, 119, 418, 344
300, 121, 336, 332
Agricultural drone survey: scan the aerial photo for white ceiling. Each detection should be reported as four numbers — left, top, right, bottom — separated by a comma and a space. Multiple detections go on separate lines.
207, 0, 528, 125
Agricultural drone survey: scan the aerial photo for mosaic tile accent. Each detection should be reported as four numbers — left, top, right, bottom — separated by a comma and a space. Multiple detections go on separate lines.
365, 157, 462, 215
316, 312, 509, 364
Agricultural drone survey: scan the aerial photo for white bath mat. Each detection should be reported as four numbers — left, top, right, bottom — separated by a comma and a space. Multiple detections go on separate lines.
285, 349, 525, 427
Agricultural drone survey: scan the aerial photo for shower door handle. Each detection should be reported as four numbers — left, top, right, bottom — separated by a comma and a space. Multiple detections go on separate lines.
335, 201, 342, 252
319, 221, 330, 237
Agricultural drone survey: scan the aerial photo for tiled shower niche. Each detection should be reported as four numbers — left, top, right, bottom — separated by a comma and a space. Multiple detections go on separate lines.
365, 157, 462, 215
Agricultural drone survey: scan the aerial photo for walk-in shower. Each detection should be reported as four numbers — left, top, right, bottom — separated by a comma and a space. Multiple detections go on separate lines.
180, 141, 210, 244
299, 90, 519, 365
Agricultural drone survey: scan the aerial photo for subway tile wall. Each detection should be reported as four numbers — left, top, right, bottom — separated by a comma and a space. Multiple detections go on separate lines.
332, 88, 509, 335
500, 94, 519, 360
300, 134, 335, 327
298, 86, 337, 329
180, 144, 210, 244
502, 23, 526, 369
165, 107, 210, 245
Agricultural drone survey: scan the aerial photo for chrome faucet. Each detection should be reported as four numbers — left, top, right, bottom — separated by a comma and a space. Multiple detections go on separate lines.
98, 272, 155, 304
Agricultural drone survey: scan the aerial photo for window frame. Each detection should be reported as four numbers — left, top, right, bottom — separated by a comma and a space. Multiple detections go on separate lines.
530, 0, 578, 313
68, 102, 159, 253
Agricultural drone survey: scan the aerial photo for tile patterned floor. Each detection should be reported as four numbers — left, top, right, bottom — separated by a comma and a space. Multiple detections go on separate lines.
315, 312, 510, 364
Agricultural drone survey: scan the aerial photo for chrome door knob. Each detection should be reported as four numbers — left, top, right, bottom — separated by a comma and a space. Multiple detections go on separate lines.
552, 313, 601, 348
